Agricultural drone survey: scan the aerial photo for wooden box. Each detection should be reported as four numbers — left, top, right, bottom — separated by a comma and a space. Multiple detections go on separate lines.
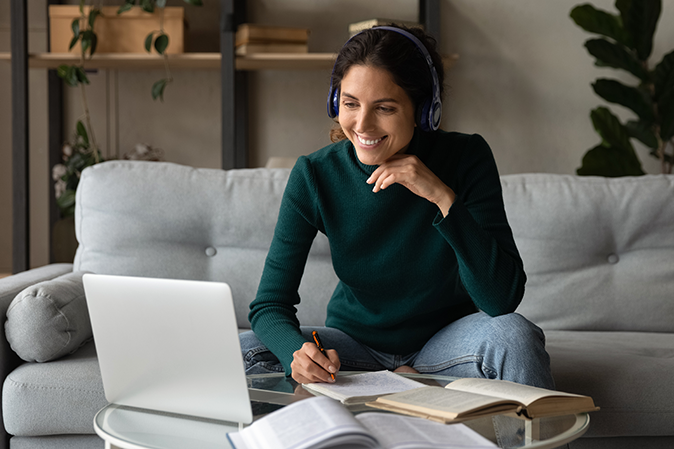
49, 5, 184, 54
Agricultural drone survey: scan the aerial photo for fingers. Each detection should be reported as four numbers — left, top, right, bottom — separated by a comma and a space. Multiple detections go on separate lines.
366, 154, 455, 215
366, 154, 416, 192
291, 342, 340, 384
366, 154, 432, 195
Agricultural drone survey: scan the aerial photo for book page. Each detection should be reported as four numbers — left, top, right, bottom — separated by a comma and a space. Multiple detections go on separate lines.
374, 387, 518, 420
446, 379, 584, 406
228, 396, 377, 449
357, 413, 497, 449
303, 371, 425, 404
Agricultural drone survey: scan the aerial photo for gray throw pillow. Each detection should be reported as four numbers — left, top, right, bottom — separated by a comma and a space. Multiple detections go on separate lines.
5, 271, 92, 363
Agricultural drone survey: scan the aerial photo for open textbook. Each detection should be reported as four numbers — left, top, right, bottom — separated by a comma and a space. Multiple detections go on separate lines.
302, 370, 425, 405
368, 378, 599, 423
227, 396, 497, 449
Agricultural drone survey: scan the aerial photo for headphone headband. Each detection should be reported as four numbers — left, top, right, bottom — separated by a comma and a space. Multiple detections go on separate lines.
327, 26, 442, 132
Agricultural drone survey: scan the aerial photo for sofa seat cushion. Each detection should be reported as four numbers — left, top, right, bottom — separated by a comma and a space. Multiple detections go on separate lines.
545, 330, 674, 438
2, 342, 106, 436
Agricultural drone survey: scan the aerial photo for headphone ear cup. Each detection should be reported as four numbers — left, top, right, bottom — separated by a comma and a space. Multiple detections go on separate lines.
416, 98, 432, 132
430, 98, 442, 131
327, 87, 340, 118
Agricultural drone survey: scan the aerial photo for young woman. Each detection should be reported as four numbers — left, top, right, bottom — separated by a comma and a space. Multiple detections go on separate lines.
240, 25, 555, 390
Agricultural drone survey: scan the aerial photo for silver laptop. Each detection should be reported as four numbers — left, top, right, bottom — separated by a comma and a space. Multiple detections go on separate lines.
83, 273, 253, 424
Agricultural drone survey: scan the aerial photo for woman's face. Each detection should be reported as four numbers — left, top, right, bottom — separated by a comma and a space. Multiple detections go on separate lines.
338, 65, 416, 166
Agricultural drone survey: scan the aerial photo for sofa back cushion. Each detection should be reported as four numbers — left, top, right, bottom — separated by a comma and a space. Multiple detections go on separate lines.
73, 161, 338, 328
503, 173, 674, 333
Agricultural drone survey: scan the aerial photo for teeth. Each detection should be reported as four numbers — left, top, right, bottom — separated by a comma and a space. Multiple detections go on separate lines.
358, 135, 383, 146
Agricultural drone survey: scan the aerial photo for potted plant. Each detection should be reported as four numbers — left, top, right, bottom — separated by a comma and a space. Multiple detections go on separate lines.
51, 0, 201, 260
571, 0, 674, 176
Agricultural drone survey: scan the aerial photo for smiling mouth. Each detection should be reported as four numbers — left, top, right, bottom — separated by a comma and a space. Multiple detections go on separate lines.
357, 135, 387, 146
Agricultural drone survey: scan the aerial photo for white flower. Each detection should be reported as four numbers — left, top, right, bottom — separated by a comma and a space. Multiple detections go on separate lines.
52, 164, 67, 181
55, 180, 66, 198
62, 144, 73, 157
135, 143, 150, 155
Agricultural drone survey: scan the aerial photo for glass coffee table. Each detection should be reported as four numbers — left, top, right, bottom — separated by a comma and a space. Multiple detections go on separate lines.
94, 372, 589, 449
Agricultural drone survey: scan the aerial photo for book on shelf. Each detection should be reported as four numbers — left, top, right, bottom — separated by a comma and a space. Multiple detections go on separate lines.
236, 23, 310, 46
235, 43, 309, 56
302, 370, 425, 405
227, 395, 497, 449
349, 18, 423, 36
368, 378, 599, 423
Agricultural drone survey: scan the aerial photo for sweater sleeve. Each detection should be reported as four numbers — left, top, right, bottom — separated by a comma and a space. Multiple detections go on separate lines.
432, 134, 526, 316
248, 157, 321, 375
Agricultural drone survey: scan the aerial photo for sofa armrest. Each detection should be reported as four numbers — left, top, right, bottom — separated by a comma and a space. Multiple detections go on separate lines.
0, 264, 74, 316
0, 264, 74, 443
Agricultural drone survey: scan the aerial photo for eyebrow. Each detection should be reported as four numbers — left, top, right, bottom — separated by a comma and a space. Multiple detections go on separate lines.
341, 92, 400, 104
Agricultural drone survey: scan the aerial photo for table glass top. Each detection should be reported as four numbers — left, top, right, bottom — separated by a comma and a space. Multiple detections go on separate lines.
95, 372, 590, 449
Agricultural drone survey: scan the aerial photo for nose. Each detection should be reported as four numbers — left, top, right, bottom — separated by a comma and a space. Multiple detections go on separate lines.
355, 108, 375, 133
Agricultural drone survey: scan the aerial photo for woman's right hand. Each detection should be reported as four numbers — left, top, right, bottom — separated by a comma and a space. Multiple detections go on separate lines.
291, 341, 340, 384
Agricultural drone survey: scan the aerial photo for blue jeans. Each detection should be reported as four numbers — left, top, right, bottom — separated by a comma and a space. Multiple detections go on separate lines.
240, 311, 555, 389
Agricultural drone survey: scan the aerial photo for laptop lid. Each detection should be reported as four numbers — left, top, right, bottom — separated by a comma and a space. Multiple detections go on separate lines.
83, 273, 252, 424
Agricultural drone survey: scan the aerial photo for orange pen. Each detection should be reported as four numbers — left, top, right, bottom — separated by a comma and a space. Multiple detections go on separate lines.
312, 331, 335, 381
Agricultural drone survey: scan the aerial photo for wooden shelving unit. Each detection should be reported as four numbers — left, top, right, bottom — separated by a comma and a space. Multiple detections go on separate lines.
0, 52, 338, 70
0, 51, 457, 71
9, 0, 442, 274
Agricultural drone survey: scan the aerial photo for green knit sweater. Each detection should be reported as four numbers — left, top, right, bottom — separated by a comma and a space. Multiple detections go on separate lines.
249, 130, 526, 375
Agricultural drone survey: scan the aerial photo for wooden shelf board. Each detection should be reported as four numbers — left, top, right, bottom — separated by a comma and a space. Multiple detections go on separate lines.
0, 52, 337, 70
0, 52, 458, 71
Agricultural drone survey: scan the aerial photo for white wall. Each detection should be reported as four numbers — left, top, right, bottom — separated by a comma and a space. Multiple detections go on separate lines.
2, 0, 673, 271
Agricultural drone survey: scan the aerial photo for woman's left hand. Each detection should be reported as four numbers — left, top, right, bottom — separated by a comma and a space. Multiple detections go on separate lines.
367, 154, 456, 217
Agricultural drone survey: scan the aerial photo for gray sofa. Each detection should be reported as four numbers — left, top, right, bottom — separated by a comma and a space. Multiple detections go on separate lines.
0, 160, 672, 449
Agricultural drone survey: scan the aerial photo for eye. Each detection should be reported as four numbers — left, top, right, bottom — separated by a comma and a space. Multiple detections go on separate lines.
377, 106, 395, 114
342, 101, 358, 109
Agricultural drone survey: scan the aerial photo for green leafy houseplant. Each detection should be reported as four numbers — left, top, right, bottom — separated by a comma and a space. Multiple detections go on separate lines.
118, 0, 203, 100
571, 0, 674, 176
53, 0, 202, 217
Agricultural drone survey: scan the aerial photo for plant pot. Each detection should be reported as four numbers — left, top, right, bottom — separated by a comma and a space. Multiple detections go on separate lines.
49, 5, 185, 54
52, 216, 78, 263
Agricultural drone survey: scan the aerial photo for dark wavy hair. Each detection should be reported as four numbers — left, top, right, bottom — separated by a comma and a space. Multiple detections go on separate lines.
329, 25, 445, 142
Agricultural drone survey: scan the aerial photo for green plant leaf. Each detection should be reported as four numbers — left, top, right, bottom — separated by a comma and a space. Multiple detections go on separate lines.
585, 38, 649, 81
79, 0, 85, 15
590, 106, 635, 152
152, 79, 169, 101
157, 0, 167, 8
57, 65, 79, 87
117, 1, 134, 15
76, 121, 90, 147
81, 30, 92, 54
577, 143, 645, 177
626, 119, 658, 149
71, 18, 80, 39
659, 88, 674, 141
184, 0, 203, 5
76, 67, 90, 85
144, 32, 154, 52
56, 65, 70, 79
591, 78, 654, 122
154, 33, 169, 55
140, 0, 154, 13
616, 0, 661, 61
56, 189, 76, 215
653, 49, 674, 101
88, 8, 101, 28
570, 4, 631, 47
68, 35, 80, 51
89, 33, 98, 57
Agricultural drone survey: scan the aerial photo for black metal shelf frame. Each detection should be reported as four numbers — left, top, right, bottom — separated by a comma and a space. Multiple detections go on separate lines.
10, 0, 440, 274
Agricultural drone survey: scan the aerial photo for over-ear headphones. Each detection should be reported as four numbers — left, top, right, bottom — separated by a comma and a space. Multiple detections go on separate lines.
327, 26, 442, 132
